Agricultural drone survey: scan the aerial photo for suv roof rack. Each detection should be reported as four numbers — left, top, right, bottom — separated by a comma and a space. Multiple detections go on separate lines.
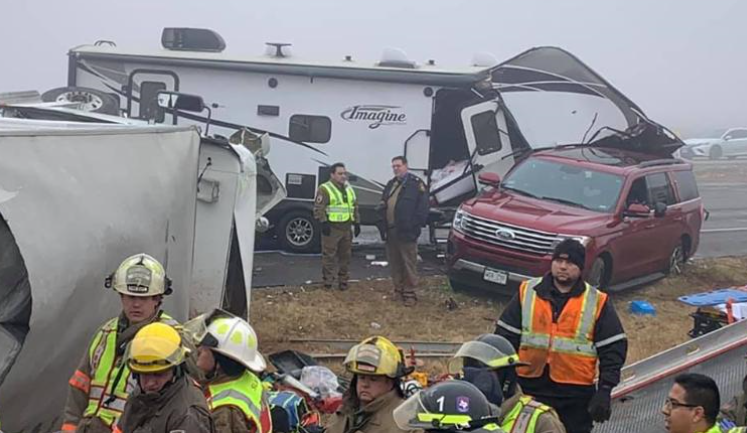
637, 158, 686, 168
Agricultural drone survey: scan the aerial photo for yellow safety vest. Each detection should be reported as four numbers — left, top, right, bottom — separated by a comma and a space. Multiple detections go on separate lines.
501, 396, 553, 433
207, 370, 268, 433
321, 182, 356, 223
84, 313, 177, 427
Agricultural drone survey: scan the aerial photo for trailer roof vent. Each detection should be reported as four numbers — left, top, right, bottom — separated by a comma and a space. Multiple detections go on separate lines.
378, 48, 417, 69
471, 52, 499, 67
162, 28, 226, 52
265, 42, 292, 58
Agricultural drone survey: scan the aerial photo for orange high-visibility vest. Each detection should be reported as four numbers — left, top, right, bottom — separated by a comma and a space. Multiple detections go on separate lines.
516, 278, 607, 386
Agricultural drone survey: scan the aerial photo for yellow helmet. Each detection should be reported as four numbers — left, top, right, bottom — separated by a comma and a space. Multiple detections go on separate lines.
344, 336, 408, 379
127, 323, 188, 374
107, 253, 172, 297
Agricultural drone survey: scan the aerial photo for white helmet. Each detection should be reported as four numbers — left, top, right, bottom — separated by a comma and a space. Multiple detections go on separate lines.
107, 253, 171, 296
204, 314, 265, 373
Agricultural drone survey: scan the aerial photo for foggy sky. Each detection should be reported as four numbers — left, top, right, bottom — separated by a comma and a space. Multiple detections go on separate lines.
1, 0, 745, 136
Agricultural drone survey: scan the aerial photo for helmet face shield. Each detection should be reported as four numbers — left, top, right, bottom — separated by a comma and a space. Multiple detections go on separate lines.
393, 381, 493, 431
183, 308, 236, 347
449, 340, 528, 374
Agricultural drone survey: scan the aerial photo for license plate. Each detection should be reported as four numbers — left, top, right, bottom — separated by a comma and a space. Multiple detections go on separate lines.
483, 268, 508, 285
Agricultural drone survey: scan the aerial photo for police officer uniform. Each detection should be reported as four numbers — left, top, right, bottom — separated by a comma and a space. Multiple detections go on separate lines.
379, 172, 428, 306
313, 180, 360, 290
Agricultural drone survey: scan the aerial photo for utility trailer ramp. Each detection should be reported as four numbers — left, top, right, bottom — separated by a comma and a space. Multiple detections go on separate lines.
599, 318, 747, 433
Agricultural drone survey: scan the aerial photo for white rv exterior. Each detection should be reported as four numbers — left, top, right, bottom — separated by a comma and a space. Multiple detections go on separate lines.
64, 41, 521, 251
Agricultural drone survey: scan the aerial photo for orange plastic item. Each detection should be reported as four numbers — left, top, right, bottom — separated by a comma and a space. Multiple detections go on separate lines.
726, 298, 735, 324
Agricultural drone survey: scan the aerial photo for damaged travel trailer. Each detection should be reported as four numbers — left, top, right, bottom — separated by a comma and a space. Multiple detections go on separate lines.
56, 28, 682, 251
0, 105, 284, 432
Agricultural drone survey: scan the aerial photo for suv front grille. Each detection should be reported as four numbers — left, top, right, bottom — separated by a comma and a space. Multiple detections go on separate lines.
461, 213, 558, 255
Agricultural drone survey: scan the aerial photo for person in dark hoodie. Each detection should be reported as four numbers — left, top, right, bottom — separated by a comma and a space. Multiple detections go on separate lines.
495, 239, 627, 433
115, 323, 214, 433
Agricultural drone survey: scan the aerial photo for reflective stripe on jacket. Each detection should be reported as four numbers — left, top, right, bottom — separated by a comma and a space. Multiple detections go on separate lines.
321, 182, 356, 223
517, 278, 606, 385
83, 313, 177, 427
501, 395, 553, 433
207, 370, 270, 433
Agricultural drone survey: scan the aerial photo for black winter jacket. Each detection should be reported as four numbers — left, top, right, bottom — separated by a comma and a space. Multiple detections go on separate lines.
495, 274, 628, 400
379, 173, 429, 242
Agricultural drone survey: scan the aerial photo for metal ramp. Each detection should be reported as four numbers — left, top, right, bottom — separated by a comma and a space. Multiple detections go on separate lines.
598, 318, 747, 433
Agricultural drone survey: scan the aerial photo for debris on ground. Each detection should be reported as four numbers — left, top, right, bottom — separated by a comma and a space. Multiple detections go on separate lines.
252, 256, 747, 375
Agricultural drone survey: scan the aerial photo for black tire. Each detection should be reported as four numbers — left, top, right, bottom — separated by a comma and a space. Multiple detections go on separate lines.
41, 86, 120, 115
587, 256, 608, 288
277, 210, 320, 253
667, 241, 686, 275
708, 145, 723, 160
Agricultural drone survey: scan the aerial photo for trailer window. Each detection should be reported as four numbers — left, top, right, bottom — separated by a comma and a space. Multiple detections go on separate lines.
289, 115, 331, 143
139, 81, 167, 122
471, 111, 502, 155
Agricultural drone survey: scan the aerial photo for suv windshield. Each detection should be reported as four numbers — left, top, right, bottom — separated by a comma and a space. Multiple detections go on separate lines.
502, 158, 624, 213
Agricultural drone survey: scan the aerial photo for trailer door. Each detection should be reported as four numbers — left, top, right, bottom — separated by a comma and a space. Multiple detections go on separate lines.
460, 99, 516, 178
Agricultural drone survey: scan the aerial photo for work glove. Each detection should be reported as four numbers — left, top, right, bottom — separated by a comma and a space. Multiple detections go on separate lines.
354, 223, 361, 238
321, 222, 331, 237
588, 385, 612, 423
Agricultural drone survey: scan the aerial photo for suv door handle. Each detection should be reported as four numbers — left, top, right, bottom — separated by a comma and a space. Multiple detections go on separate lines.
645, 224, 657, 229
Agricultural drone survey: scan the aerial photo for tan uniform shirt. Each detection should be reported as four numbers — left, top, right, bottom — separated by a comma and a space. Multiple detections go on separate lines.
386, 180, 403, 228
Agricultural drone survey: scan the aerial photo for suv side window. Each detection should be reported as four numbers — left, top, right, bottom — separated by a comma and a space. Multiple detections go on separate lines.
673, 170, 699, 202
646, 172, 677, 205
626, 177, 649, 207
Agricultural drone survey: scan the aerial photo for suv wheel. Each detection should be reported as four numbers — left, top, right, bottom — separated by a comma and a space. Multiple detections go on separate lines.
587, 257, 608, 288
277, 210, 320, 253
668, 242, 686, 275
709, 145, 723, 160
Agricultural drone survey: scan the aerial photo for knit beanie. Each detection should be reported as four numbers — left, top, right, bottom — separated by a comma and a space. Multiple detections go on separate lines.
552, 238, 586, 270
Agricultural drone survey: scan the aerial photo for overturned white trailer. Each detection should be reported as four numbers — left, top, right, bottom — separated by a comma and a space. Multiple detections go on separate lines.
0, 116, 283, 432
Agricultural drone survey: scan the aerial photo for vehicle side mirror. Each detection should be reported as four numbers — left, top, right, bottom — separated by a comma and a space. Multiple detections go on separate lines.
724, 135, 732, 141
157, 91, 206, 113
654, 202, 667, 217
478, 172, 501, 187
623, 203, 650, 218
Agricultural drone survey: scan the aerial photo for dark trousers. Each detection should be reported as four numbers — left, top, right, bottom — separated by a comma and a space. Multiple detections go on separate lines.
533, 395, 593, 433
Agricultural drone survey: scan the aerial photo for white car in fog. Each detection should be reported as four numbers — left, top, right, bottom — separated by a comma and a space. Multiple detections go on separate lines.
680, 127, 747, 160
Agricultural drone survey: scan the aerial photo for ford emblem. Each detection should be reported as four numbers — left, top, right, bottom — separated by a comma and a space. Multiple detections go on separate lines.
495, 228, 516, 240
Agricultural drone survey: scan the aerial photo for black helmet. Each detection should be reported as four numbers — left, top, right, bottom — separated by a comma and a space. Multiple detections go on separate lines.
449, 334, 528, 374
393, 381, 496, 431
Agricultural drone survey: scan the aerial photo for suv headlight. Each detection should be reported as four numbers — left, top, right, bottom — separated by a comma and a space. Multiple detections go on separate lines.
452, 209, 466, 233
552, 235, 591, 249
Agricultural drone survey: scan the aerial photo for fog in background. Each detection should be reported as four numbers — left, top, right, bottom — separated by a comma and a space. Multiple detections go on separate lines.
1, 0, 745, 137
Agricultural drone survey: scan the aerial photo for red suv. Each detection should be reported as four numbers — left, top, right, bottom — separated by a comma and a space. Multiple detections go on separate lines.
446, 146, 704, 294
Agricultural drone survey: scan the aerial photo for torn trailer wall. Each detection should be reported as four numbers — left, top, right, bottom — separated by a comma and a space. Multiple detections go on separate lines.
492, 46, 683, 156
0, 126, 200, 433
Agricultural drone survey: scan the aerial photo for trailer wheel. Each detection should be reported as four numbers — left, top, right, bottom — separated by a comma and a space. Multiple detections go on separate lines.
41, 86, 120, 115
277, 210, 320, 253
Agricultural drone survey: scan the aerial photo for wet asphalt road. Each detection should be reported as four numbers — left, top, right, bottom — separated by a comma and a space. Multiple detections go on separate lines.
253, 161, 746, 288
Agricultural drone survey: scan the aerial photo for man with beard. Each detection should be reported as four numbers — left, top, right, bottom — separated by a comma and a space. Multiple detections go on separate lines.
495, 239, 627, 433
